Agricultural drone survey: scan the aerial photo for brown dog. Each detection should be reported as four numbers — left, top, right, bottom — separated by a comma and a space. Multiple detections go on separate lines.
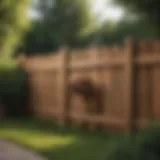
69, 76, 104, 114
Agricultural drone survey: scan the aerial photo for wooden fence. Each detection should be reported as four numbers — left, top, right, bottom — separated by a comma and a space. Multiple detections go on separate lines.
19, 38, 160, 133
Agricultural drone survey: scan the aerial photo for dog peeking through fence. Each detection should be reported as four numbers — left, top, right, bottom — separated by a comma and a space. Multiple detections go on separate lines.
69, 76, 104, 114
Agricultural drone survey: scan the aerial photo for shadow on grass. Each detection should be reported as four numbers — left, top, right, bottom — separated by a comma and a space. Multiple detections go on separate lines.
0, 118, 127, 160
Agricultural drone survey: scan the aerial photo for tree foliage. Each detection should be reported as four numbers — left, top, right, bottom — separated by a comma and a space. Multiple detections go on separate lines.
103, 19, 158, 45
21, 0, 94, 55
17, 0, 159, 56
82, 18, 158, 47
0, 0, 30, 57
113, 0, 160, 34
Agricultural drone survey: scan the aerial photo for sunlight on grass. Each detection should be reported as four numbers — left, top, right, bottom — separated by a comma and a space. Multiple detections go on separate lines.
0, 120, 124, 160
0, 128, 76, 150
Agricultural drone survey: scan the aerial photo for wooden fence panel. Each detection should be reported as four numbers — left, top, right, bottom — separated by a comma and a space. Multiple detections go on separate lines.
135, 40, 160, 128
20, 39, 160, 133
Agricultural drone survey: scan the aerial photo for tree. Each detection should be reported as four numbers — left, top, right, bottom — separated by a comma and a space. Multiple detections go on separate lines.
84, 17, 158, 46
113, 0, 160, 34
0, 0, 30, 57
45, 0, 93, 46
21, 0, 94, 55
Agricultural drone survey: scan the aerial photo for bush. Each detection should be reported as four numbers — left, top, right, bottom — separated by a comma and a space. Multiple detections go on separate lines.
0, 66, 30, 117
109, 126, 160, 160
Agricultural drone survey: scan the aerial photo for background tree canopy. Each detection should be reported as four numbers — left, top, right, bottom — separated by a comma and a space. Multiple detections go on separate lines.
113, 0, 160, 34
20, 0, 94, 55
16, 0, 159, 56
0, 0, 30, 58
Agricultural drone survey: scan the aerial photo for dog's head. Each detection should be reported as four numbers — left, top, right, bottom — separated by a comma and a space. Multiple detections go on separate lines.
69, 76, 95, 99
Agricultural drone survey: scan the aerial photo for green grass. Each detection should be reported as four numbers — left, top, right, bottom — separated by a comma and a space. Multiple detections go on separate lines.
0, 118, 126, 160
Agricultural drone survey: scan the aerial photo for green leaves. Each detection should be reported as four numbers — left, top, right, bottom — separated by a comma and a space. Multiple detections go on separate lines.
109, 126, 160, 160
0, 0, 30, 57
20, 0, 93, 55
113, 0, 160, 34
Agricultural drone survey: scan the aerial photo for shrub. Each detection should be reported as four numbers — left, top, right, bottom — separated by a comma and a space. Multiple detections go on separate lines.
109, 126, 160, 160
0, 65, 30, 117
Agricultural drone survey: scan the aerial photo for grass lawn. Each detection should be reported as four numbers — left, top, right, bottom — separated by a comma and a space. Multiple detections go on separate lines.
0, 118, 127, 160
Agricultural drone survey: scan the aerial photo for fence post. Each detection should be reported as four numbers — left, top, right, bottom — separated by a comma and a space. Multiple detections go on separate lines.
88, 46, 100, 131
57, 47, 69, 125
124, 37, 137, 134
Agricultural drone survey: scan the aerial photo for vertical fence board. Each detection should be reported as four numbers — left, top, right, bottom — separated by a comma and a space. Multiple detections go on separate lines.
123, 38, 136, 133
88, 48, 100, 130
152, 67, 160, 120
56, 48, 69, 125
136, 66, 153, 128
